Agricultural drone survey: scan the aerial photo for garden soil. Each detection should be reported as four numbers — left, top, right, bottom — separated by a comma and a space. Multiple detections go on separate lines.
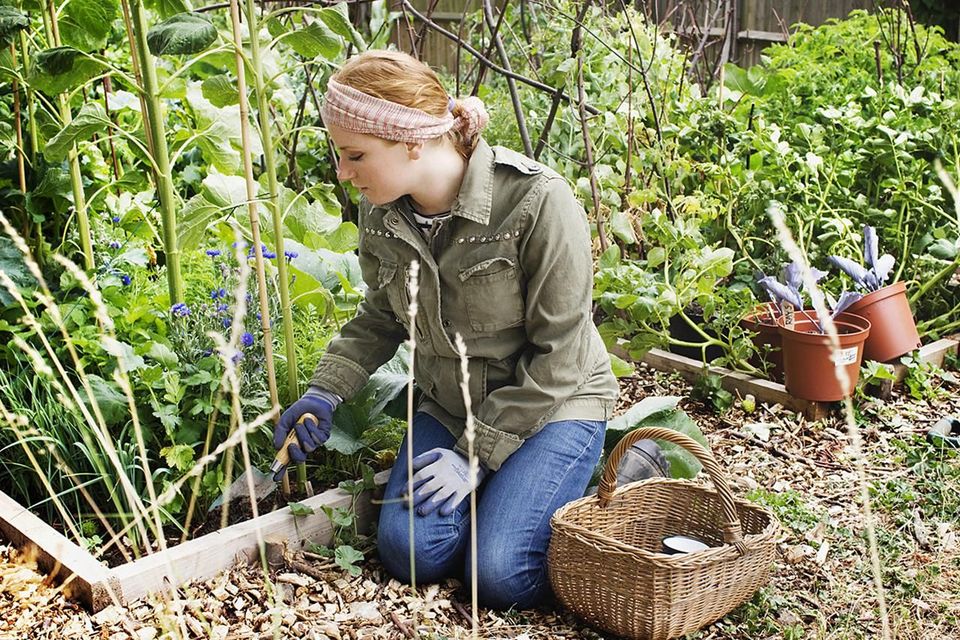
2, 363, 958, 639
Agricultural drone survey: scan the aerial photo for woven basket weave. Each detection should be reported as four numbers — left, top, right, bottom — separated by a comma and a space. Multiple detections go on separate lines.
548, 426, 780, 640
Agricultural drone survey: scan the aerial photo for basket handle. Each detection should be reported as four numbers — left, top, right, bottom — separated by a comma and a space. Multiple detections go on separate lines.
598, 426, 747, 553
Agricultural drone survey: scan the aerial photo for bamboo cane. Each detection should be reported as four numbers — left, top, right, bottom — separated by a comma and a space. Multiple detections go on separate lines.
227, 0, 284, 494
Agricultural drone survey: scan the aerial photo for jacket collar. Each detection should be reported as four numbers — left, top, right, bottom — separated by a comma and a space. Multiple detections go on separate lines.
384, 138, 494, 227
450, 138, 494, 226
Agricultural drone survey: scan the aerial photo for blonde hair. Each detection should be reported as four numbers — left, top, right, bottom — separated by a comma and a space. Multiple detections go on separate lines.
332, 50, 479, 158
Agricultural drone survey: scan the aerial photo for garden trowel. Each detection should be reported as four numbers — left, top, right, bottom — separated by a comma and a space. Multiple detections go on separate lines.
208, 413, 315, 511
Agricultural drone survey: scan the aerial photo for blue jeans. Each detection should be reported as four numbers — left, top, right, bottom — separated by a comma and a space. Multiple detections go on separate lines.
377, 412, 605, 610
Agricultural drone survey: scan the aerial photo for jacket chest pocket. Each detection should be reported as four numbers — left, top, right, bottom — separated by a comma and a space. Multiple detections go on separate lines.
379, 260, 415, 327
458, 256, 525, 333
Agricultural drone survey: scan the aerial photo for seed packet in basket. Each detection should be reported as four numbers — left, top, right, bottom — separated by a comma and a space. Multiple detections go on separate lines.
548, 426, 781, 640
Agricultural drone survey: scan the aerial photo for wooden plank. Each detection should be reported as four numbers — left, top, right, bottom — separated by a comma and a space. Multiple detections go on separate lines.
107, 469, 391, 608
736, 29, 789, 43
873, 337, 959, 399
637, 347, 832, 420
0, 489, 119, 610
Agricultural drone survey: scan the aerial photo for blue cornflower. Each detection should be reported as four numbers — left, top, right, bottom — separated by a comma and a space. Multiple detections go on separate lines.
111, 215, 121, 224
264, 250, 277, 259
232, 240, 248, 252
215, 303, 229, 314
221, 317, 232, 329
109, 241, 121, 250
232, 351, 244, 365
170, 302, 191, 318
210, 288, 227, 300
284, 250, 298, 261
241, 332, 254, 347
120, 274, 132, 286
206, 249, 222, 258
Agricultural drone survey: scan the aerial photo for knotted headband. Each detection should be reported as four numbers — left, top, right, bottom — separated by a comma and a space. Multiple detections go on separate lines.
321, 78, 489, 144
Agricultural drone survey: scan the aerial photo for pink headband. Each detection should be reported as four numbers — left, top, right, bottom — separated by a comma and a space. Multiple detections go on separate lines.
322, 78, 489, 143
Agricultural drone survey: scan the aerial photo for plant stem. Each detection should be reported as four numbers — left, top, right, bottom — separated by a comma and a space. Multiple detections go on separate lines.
129, 0, 184, 304
41, 0, 94, 271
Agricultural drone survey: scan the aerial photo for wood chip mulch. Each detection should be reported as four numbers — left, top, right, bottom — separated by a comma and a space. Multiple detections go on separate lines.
2, 362, 959, 639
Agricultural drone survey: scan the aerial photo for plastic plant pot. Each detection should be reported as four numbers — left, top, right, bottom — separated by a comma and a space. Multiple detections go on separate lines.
928, 416, 960, 449
845, 281, 921, 362
741, 302, 784, 382
778, 311, 871, 402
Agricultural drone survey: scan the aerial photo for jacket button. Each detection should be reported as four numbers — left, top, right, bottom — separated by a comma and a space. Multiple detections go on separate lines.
442, 319, 452, 328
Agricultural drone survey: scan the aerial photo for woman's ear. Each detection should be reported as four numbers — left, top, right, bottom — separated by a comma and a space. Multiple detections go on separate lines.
405, 141, 423, 160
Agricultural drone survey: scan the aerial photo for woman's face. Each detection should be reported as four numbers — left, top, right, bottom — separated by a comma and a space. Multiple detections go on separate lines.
326, 123, 415, 206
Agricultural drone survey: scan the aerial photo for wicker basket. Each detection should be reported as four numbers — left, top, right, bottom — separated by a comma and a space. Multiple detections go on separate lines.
548, 427, 780, 640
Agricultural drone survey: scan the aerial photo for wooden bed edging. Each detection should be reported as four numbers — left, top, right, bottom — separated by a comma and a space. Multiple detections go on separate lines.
629, 336, 959, 417
1, 469, 391, 612
636, 347, 831, 419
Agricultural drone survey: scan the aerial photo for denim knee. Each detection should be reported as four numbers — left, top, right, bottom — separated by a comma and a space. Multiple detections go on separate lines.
377, 510, 466, 584
471, 548, 549, 610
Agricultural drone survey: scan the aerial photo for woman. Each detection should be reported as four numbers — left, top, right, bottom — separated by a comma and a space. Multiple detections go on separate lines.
273, 50, 618, 609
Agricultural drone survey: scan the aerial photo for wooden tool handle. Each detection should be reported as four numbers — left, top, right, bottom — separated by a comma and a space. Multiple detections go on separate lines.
271, 412, 318, 470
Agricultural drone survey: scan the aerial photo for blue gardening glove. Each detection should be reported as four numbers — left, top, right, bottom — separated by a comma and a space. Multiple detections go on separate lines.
408, 448, 487, 517
272, 387, 339, 480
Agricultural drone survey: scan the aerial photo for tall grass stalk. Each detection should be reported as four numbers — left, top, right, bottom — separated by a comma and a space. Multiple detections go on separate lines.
0, 214, 153, 552
405, 260, 420, 591
768, 203, 891, 640
453, 332, 479, 638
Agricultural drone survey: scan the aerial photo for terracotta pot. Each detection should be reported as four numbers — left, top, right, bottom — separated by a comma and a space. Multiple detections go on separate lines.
740, 303, 783, 382
845, 281, 921, 363
778, 311, 871, 402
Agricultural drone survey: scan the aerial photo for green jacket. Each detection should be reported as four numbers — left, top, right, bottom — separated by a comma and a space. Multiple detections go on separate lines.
310, 139, 618, 470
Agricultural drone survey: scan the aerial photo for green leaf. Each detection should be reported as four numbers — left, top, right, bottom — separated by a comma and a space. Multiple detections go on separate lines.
288, 501, 315, 517
279, 21, 341, 59
147, 13, 217, 56
598, 244, 620, 269
177, 194, 221, 252
160, 444, 194, 471
927, 238, 957, 260
29, 47, 105, 95
349, 345, 410, 419
284, 239, 363, 291
144, 0, 190, 19
201, 74, 239, 107
84, 374, 129, 427
607, 396, 682, 433
610, 210, 637, 245
43, 102, 111, 162
102, 337, 146, 372
321, 505, 353, 527
147, 341, 179, 368
316, 4, 365, 50
0, 7, 30, 48
334, 545, 364, 576
608, 352, 635, 377
0, 236, 37, 307
60, 0, 118, 52
646, 246, 666, 269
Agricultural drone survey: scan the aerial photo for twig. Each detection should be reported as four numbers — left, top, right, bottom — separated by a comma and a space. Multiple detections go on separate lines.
400, 0, 599, 116
480, 0, 532, 156
389, 611, 416, 638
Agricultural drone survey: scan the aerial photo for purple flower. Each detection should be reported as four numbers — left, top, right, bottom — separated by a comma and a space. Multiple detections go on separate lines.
109, 241, 121, 250
215, 303, 229, 314
241, 332, 254, 347
120, 274, 131, 286
232, 351, 244, 365
170, 302, 191, 318
111, 215, 121, 224
221, 317, 232, 329
284, 250, 298, 261
264, 250, 277, 260
206, 249, 222, 258
210, 288, 227, 300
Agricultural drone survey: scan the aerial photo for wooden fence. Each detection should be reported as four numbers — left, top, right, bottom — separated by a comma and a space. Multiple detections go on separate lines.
390, 0, 874, 71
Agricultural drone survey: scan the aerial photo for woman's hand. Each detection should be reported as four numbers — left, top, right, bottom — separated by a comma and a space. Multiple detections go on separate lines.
272, 388, 337, 479
408, 448, 487, 516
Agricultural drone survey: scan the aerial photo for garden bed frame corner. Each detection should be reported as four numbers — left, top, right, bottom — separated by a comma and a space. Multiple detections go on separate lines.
0, 469, 391, 612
